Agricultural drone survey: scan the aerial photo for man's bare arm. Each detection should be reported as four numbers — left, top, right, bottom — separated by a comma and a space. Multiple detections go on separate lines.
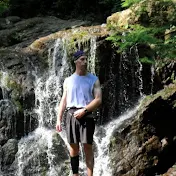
56, 79, 67, 131
85, 79, 102, 112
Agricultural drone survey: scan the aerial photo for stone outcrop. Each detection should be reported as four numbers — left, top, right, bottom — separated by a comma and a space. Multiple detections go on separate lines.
109, 83, 176, 176
107, 0, 176, 28
0, 16, 92, 48
1, 139, 18, 170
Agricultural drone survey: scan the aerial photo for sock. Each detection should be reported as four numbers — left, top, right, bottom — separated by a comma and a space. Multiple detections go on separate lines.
70, 155, 79, 174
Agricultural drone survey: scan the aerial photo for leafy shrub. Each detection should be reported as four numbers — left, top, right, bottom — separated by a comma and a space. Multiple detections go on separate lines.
106, 24, 176, 60
0, 0, 9, 15
121, 0, 142, 8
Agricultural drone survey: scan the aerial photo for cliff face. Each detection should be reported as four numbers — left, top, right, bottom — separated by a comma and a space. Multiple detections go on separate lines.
0, 0, 175, 175
109, 83, 176, 176
107, 1, 176, 175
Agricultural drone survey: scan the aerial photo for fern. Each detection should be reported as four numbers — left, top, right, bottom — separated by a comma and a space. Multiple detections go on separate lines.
107, 25, 163, 52
140, 57, 155, 64
106, 24, 176, 60
121, 0, 142, 8
156, 35, 176, 59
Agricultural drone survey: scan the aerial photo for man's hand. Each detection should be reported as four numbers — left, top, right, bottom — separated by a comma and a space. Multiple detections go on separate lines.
56, 120, 62, 132
73, 108, 86, 119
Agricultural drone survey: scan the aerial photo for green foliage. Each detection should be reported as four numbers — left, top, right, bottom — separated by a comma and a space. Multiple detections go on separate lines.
156, 32, 176, 59
13, 100, 23, 112
106, 24, 176, 60
121, 0, 142, 8
107, 25, 163, 51
0, 0, 9, 15
140, 57, 155, 64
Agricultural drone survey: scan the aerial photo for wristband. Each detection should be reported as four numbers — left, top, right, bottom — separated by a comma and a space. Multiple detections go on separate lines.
83, 108, 88, 114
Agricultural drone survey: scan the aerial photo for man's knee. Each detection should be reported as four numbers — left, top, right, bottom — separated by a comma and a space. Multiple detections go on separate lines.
69, 144, 79, 156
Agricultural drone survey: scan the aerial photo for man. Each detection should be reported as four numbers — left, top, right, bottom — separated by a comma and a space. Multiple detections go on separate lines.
56, 50, 102, 176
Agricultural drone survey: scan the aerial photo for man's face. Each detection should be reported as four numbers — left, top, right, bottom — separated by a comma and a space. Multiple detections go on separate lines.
75, 56, 87, 68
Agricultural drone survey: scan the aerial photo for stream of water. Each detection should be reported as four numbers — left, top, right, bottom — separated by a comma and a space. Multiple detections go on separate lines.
5, 36, 145, 176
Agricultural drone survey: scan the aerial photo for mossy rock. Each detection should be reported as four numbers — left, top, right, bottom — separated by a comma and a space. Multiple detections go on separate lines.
107, 0, 176, 30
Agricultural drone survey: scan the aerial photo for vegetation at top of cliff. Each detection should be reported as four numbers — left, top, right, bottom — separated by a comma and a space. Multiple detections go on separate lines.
0, 0, 122, 21
107, 24, 176, 60
0, 0, 9, 15
107, 0, 176, 62
107, 25, 162, 50
121, 0, 142, 7
141, 83, 176, 108
121, 0, 174, 8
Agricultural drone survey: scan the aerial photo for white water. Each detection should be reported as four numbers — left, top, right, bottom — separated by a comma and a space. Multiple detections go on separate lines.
13, 36, 145, 176
0, 71, 10, 99
15, 38, 70, 176
133, 44, 143, 96
93, 98, 143, 176
88, 37, 97, 74
150, 65, 155, 94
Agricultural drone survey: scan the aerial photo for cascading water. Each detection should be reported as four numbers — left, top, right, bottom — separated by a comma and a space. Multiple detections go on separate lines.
0, 31, 148, 176
15, 38, 71, 176
93, 98, 143, 176
117, 45, 143, 116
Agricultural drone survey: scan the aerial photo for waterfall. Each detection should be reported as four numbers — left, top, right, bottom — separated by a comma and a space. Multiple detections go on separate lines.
93, 98, 144, 175
14, 38, 71, 176
150, 65, 155, 94
117, 44, 143, 116
0, 72, 10, 99
0, 32, 147, 176
88, 37, 97, 74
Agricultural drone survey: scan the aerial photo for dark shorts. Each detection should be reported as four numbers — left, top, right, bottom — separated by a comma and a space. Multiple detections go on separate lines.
66, 109, 95, 144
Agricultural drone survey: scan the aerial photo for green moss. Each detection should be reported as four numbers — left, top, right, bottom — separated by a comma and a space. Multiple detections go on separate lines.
171, 72, 175, 82
173, 100, 176, 108
0, 72, 2, 80
0, 72, 23, 112
141, 83, 176, 108
121, 0, 142, 8
13, 100, 23, 112
7, 80, 21, 91
5, 77, 22, 101
140, 57, 155, 65
110, 137, 117, 148
40, 167, 47, 176
66, 30, 89, 51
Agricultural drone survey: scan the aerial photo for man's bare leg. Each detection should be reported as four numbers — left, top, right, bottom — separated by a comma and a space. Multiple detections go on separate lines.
69, 144, 79, 176
84, 144, 94, 176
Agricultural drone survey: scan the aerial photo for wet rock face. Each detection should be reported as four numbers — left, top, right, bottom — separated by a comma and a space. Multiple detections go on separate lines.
0, 16, 92, 48
13, 132, 69, 176
109, 84, 176, 176
153, 61, 176, 94
0, 49, 39, 139
1, 139, 18, 169
0, 100, 17, 145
